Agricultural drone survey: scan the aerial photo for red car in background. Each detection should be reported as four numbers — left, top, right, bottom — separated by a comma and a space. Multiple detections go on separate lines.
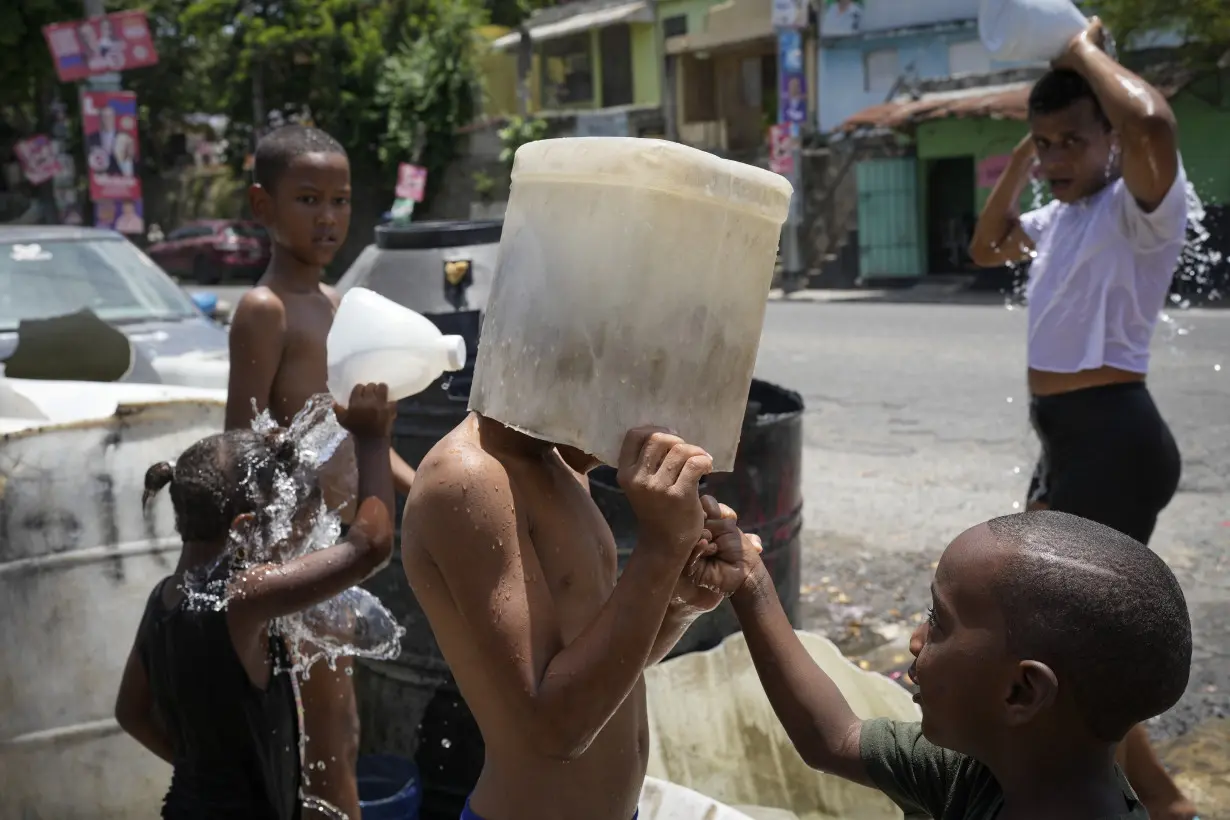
146, 220, 270, 284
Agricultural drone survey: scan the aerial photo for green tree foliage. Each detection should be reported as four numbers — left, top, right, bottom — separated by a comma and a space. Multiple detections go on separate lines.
1095, 0, 1230, 66
376, 0, 488, 194
0, 0, 81, 129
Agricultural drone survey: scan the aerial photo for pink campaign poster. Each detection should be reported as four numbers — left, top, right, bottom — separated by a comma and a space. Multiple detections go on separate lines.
43, 11, 159, 83
977, 154, 1012, 189
94, 198, 145, 235
396, 163, 427, 202
81, 90, 142, 201
13, 135, 65, 186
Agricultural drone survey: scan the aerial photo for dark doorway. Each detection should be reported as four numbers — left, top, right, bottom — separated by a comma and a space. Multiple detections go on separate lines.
925, 156, 976, 274
600, 25, 634, 108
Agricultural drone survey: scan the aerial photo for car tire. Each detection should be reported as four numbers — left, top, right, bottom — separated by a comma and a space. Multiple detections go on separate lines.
193, 255, 220, 285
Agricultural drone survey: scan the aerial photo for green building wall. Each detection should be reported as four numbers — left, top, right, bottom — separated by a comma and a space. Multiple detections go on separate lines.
631, 23, 661, 107
915, 85, 1230, 220
656, 0, 718, 35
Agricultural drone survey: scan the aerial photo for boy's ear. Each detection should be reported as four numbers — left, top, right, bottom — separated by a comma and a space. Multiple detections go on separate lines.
248, 183, 272, 225
1003, 659, 1059, 726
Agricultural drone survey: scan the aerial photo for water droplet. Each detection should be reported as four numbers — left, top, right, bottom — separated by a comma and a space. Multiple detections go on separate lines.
1215, 364, 1222, 372
1012, 501, 1021, 509
1012, 466, 1021, 474
1006, 397, 1014, 404
441, 738, 452, 749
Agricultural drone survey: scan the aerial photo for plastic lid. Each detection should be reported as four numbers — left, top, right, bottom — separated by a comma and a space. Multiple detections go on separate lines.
442, 335, 466, 372
375, 220, 503, 251
510, 138, 793, 224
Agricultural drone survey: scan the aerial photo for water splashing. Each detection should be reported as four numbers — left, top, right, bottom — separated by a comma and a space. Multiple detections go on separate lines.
1003, 177, 1224, 323
185, 394, 407, 817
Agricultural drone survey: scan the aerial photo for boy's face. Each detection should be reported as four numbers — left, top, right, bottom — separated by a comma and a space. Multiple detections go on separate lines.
250, 151, 351, 269
907, 525, 1021, 756
1029, 98, 1115, 203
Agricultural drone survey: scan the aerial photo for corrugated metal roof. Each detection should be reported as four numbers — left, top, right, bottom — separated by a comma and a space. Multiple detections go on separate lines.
491, 0, 651, 50
839, 63, 1200, 133
839, 81, 1032, 132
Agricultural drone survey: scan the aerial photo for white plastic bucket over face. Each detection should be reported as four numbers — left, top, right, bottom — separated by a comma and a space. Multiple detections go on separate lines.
469, 137, 793, 472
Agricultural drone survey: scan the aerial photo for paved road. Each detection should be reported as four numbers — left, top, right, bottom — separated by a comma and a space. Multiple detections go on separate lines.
755, 299, 1229, 751
193, 282, 1227, 763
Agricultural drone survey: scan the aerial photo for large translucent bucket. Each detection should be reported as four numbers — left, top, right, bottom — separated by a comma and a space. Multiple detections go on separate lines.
469, 137, 793, 471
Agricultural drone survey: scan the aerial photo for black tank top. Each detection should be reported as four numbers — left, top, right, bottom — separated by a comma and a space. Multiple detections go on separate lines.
137, 576, 302, 820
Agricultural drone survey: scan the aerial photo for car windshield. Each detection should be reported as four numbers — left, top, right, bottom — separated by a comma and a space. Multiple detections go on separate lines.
0, 237, 200, 333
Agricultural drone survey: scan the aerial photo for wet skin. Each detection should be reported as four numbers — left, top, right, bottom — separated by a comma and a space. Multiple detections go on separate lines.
226, 151, 364, 820
401, 416, 732, 820
907, 525, 1133, 820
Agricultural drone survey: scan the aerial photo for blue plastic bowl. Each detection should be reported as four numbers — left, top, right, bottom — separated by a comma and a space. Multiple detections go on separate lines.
358, 755, 421, 820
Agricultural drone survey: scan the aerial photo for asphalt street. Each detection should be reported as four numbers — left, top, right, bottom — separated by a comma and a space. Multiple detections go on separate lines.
752, 299, 1229, 751
196, 283, 1228, 790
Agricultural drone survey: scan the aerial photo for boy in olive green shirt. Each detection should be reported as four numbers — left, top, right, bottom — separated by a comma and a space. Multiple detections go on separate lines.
724, 510, 1190, 820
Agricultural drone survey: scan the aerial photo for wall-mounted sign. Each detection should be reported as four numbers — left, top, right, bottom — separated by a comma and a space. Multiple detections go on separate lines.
977, 154, 1013, 188
81, 90, 142, 201
769, 124, 799, 177
778, 30, 808, 126
13, 135, 64, 186
396, 163, 427, 202
94, 198, 145, 235
821, 0, 863, 37
44, 11, 159, 83
771, 0, 808, 28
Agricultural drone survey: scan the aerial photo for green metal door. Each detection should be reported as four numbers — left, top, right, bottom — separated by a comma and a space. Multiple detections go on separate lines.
856, 157, 924, 280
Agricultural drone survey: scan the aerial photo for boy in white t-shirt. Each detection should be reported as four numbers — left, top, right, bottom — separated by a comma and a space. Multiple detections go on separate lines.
968, 17, 1194, 820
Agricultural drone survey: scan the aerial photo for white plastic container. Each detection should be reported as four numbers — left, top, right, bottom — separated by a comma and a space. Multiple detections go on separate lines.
326, 287, 467, 406
469, 137, 793, 471
638, 777, 758, 820
979, 0, 1087, 62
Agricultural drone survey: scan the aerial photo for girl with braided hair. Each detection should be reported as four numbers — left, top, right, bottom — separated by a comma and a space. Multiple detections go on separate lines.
113, 384, 396, 820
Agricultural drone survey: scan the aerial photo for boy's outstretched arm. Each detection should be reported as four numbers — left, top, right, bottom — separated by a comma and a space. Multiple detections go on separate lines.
224, 288, 286, 431
731, 560, 873, 786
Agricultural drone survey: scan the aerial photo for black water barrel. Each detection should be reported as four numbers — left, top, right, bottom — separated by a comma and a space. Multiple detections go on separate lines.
358, 378, 804, 820
588, 379, 803, 656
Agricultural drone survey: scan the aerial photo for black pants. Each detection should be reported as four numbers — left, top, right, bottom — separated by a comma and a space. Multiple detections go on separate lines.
1027, 382, 1181, 545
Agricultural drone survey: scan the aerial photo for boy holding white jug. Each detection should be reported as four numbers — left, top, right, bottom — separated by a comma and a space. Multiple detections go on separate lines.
969, 18, 1195, 820
225, 124, 418, 820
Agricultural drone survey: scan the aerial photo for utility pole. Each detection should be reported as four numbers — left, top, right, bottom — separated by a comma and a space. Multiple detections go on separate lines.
648, 0, 676, 141
774, 2, 807, 292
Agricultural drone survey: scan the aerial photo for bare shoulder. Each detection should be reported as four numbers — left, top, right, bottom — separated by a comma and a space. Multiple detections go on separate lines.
320, 283, 341, 308
403, 427, 517, 561
232, 286, 287, 327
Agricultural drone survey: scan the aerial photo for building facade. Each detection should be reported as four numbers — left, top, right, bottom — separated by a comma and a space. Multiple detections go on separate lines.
816, 0, 1030, 134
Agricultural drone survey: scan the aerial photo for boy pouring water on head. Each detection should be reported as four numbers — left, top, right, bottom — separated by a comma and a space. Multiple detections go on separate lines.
225, 125, 417, 818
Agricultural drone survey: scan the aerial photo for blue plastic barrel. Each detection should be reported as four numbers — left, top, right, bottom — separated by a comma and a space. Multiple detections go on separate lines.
358, 755, 422, 820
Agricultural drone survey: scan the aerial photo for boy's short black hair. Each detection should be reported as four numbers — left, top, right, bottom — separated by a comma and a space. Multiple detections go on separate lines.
252, 125, 348, 192
986, 511, 1191, 742
1028, 69, 1111, 129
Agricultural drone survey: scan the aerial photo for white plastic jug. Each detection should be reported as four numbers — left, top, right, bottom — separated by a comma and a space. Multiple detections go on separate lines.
469, 137, 793, 471
326, 287, 467, 406
978, 0, 1087, 62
